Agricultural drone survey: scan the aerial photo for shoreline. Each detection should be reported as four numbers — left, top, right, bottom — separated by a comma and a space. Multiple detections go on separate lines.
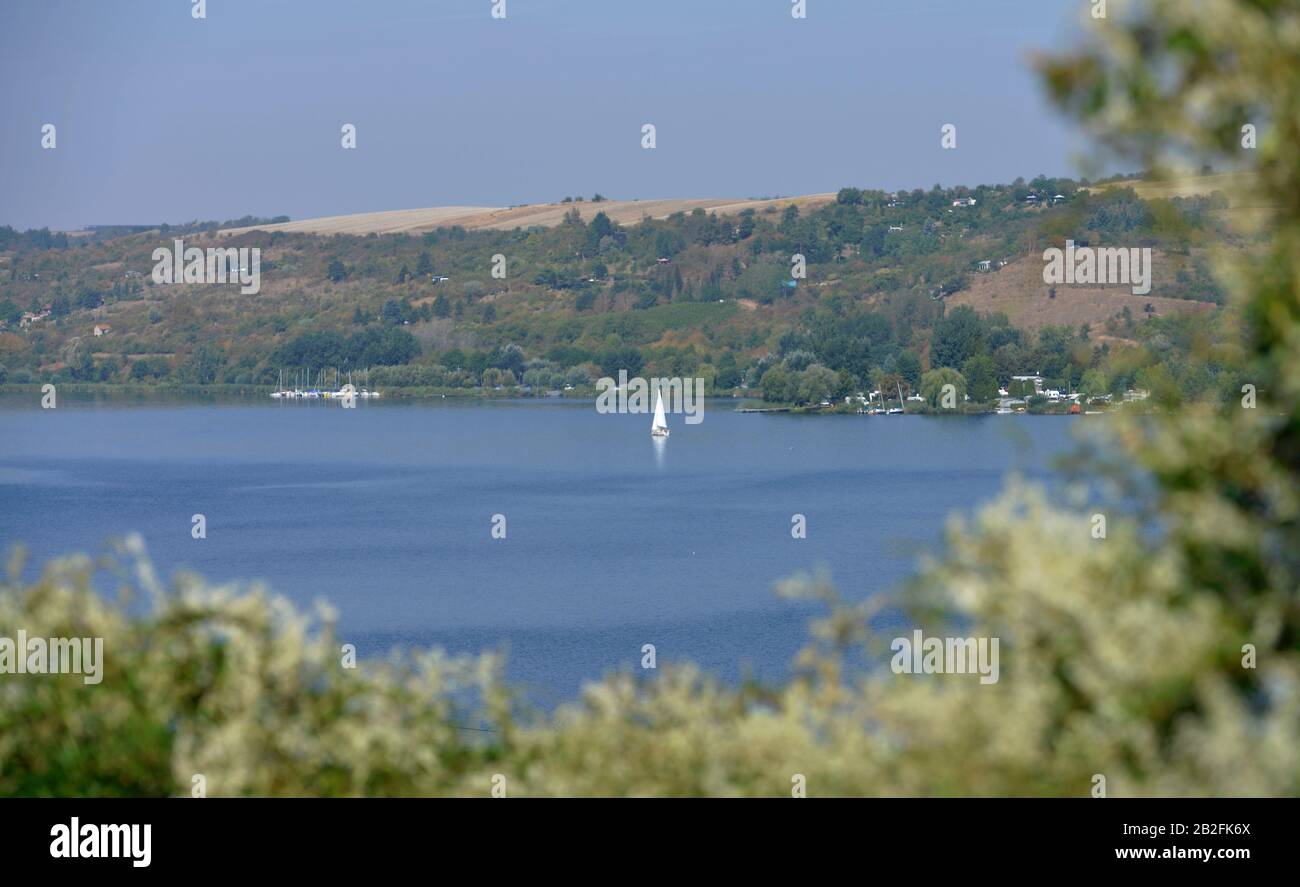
0, 384, 1116, 415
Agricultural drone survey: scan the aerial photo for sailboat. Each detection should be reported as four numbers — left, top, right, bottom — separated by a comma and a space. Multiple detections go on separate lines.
651, 390, 670, 437
888, 379, 905, 414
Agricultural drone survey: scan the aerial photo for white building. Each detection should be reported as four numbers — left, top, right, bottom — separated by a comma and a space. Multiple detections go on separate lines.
1011, 374, 1045, 394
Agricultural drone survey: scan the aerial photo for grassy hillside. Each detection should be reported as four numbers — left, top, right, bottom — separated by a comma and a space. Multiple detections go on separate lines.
1088, 171, 1258, 204
948, 253, 1217, 335
0, 174, 1251, 406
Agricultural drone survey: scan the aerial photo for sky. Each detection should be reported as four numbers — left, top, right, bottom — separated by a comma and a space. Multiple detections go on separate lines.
0, 0, 1107, 231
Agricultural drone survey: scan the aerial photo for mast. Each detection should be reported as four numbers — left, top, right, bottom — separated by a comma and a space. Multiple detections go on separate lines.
652, 390, 668, 431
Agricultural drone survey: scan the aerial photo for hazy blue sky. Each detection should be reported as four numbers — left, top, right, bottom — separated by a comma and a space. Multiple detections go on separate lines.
0, 0, 1106, 230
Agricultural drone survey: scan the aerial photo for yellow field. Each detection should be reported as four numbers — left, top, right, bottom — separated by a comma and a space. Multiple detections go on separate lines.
1087, 171, 1262, 205
218, 194, 838, 237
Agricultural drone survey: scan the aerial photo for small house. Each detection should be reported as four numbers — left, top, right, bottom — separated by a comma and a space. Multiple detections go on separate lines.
93, 323, 112, 336
1012, 374, 1045, 394
20, 309, 51, 328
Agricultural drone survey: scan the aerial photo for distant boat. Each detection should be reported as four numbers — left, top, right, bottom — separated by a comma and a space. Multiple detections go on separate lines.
651, 390, 670, 437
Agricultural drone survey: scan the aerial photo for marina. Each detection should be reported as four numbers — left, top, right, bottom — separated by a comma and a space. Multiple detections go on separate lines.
269, 369, 381, 400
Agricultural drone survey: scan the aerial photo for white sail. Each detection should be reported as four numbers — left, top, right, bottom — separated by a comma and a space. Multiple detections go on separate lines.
651, 390, 669, 433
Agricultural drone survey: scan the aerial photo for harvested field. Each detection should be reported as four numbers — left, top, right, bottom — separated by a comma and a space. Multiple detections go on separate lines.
219, 194, 837, 237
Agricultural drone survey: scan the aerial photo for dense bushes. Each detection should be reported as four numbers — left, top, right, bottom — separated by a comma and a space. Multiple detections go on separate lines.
271, 327, 420, 371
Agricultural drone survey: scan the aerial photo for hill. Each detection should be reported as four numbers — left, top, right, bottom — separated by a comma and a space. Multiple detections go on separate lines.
0, 175, 1249, 406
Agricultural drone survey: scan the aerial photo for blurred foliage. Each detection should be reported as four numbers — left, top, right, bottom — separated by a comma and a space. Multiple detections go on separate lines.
3, 0, 1300, 796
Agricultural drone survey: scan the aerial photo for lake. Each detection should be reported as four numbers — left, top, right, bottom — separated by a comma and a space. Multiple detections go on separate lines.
0, 396, 1083, 703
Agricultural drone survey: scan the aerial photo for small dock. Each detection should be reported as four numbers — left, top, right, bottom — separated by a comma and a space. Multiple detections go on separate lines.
736, 406, 790, 413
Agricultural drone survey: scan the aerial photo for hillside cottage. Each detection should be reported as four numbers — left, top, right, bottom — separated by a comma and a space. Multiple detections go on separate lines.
20, 308, 51, 328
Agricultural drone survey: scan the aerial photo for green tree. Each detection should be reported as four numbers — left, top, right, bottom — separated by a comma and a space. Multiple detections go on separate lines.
796, 364, 838, 404
715, 352, 741, 390
860, 224, 887, 259
931, 305, 986, 369
894, 351, 922, 389
180, 346, 222, 385
600, 346, 643, 379
920, 367, 966, 408
962, 354, 999, 403
1079, 367, 1107, 399
1134, 363, 1180, 408
380, 299, 407, 325
69, 348, 95, 382
759, 363, 793, 403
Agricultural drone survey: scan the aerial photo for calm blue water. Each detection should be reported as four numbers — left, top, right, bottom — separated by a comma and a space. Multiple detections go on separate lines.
0, 397, 1082, 703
